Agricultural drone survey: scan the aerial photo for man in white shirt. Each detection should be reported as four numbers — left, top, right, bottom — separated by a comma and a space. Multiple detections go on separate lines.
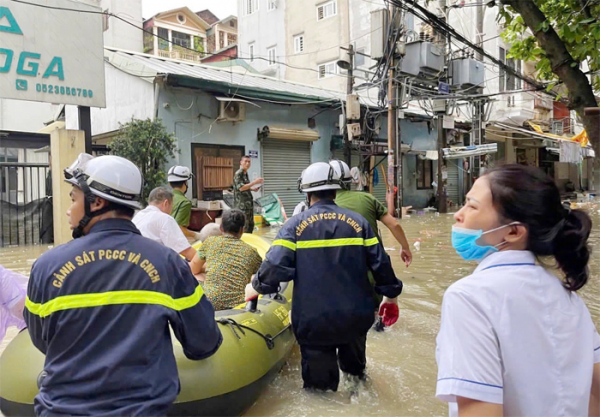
133, 187, 196, 261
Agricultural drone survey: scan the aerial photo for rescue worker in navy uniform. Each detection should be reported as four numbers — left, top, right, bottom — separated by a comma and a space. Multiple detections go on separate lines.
24, 154, 222, 417
245, 162, 403, 391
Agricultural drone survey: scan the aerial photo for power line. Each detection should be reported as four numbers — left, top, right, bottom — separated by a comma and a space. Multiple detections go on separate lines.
8, 0, 357, 83
389, 0, 556, 98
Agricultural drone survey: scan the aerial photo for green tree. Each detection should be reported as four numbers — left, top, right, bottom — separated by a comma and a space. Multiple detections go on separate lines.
500, 0, 600, 151
109, 118, 177, 205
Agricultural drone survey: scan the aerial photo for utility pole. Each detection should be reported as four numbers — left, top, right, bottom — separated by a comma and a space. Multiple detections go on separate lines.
475, 3, 484, 61
395, 82, 403, 218
387, 6, 399, 218
437, 0, 448, 214
343, 45, 354, 167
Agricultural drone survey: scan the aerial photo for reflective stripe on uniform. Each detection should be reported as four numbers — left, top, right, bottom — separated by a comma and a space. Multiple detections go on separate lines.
364, 237, 379, 246
273, 239, 297, 251
25, 284, 204, 318
272, 237, 380, 251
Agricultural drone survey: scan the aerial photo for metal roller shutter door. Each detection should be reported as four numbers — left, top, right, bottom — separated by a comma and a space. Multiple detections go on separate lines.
372, 159, 388, 203
446, 161, 459, 205
262, 139, 311, 217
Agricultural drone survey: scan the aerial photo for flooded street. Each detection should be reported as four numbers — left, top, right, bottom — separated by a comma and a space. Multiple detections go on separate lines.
1, 207, 599, 416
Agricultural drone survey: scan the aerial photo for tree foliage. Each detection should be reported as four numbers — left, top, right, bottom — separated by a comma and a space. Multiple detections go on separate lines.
109, 118, 177, 205
500, 0, 600, 92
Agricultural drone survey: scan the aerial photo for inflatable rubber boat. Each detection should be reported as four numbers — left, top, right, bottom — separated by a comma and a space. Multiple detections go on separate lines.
0, 234, 295, 417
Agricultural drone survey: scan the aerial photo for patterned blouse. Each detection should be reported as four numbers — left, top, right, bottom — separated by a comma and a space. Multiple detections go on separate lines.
197, 235, 263, 310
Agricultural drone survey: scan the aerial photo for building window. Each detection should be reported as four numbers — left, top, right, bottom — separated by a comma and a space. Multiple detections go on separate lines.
172, 30, 190, 48
294, 35, 304, 53
158, 27, 169, 50
499, 47, 506, 93
267, 0, 277, 11
355, 47, 365, 67
317, 1, 337, 21
177, 13, 186, 24
247, 0, 259, 15
219, 30, 225, 49
515, 60, 522, 90
318, 61, 338, 79
230, 20, 235, 27
267, 46, 276, 66
249, 43, 255, 62
417, 157, 433, 189
227, 33, 237, 46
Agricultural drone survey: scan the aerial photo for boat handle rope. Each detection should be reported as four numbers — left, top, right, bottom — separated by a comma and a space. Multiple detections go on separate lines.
216, 318, 291, 350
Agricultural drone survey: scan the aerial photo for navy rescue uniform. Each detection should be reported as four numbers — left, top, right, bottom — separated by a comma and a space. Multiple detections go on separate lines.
24, 219, 222, 417
252, 200, 403, 391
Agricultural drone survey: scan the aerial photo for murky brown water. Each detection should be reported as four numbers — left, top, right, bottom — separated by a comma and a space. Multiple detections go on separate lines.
1, 206, 599, 416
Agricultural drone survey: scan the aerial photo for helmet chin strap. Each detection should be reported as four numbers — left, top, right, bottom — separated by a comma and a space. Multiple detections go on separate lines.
72, 172, 112, 239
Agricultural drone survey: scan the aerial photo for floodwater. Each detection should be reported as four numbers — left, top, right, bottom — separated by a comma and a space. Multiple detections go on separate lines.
1, 206, 599, 417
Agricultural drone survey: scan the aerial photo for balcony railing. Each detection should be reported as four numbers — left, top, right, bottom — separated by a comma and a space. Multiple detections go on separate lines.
550, 118, 574, 136
157, 49, 203, 63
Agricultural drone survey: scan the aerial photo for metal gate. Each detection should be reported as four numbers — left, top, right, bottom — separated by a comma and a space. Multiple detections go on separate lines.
446, 161, 460, 206
1, 163, 50, 247
262, 139, 311, 217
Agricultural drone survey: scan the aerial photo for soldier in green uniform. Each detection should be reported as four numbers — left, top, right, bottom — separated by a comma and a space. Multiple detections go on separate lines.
168, 165, 201, 241
233, 156, 263, 234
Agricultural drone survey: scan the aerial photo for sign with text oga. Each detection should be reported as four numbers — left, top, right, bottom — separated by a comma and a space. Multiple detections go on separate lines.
0, 0, 106, 107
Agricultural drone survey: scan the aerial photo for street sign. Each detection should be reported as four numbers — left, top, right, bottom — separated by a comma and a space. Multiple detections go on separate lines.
248, 150, 259, 158
438, 82, 450, 94
0, 0, 106, 107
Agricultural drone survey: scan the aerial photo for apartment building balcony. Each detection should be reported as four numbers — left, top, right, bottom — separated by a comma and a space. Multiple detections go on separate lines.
157, 49, 204, 63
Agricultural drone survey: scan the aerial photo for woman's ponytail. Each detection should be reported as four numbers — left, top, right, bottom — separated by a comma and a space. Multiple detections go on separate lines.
552, 209, 592, 291
485, 165, 593, 292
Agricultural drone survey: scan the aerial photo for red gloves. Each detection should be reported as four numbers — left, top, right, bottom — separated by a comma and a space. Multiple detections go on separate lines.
378, 302, 399, 327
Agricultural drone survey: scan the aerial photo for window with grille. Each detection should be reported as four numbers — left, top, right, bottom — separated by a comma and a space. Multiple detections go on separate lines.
172, 31, 190, 48
247, 0, 259, 15
318, 61, 337, 79
294, 35, 304, 53
249, 43, 255, 62
267, 47, 276, 66
317, 1, 337, 21
219, 31, 225, 49
158, 27, 169, 50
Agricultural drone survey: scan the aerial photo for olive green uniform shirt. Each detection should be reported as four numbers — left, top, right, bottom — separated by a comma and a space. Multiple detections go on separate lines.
171, 189, 192, 227
335, 189, 388, 241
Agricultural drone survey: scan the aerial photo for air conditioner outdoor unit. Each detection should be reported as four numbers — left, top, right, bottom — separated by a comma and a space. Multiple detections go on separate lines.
218, 101, 246, 122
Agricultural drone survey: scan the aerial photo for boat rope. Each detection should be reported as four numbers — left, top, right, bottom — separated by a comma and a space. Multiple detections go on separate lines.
216, 318, 292, 350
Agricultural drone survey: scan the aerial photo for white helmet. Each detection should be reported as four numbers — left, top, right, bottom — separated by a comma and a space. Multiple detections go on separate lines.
64, 153, 143, 237
299, 162, 342, 193
168, 166, 193, 182
329, 159, 352, 188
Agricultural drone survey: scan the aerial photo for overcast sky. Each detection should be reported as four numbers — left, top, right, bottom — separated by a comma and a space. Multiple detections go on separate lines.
142, 0, 238, 20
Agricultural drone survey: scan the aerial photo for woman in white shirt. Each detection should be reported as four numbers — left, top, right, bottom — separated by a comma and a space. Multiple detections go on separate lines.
436, 164, 600, 417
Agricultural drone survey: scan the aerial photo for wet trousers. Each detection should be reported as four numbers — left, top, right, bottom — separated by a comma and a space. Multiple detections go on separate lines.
243, 209, 254, 234
299, 332, 367, 391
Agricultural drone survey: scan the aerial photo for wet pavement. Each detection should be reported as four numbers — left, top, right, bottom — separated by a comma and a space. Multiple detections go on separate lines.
1, 206, 599, 416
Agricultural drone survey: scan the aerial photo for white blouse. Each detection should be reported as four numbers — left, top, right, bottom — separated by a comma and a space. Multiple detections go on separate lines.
436, 250, 600, 417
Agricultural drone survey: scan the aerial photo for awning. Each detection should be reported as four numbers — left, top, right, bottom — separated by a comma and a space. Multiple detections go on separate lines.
442, 143, 497, 160
37, 121, 65, 134
260, 126, 320, 142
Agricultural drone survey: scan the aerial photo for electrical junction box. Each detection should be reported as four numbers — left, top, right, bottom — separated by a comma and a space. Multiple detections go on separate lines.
348, 123, 362, 141
399, 41, 444, 77
346, 94, 360, 120
451, 58, 485, 89
432, 99, 446, 112
370, 9, 389, 60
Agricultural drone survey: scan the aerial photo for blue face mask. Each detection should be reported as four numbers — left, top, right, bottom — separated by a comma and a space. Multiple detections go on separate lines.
451, 223, 519, 261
